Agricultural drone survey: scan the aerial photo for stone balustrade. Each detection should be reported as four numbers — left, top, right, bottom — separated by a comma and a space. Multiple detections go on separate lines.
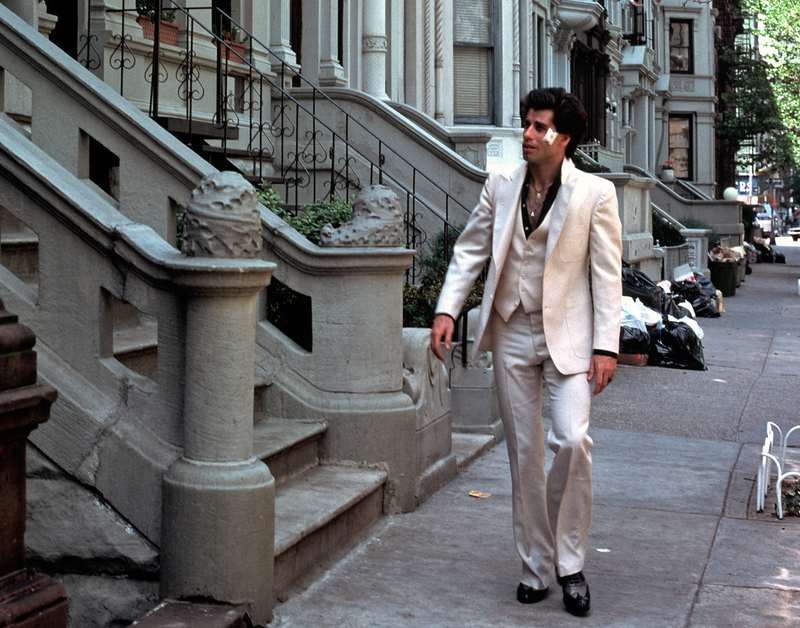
256, 185, 455, 513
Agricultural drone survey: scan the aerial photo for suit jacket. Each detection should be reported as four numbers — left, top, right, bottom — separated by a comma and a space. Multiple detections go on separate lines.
436, 158, 623, 376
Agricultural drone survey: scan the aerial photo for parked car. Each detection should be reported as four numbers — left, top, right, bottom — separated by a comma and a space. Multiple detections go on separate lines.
789, 227, 800, 241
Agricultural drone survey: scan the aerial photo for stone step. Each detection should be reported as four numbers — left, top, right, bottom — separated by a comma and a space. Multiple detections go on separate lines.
131, 600, 245, 627
273, 463, 387, 599
253, 419, 327, 485
201, 144, 275, 161
154, 116, 240, 142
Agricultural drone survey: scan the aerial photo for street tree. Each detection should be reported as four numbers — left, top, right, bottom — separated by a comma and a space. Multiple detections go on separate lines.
745, 0, 800, 164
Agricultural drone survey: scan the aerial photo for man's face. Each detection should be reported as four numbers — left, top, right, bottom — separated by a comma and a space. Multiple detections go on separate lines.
521, 108, 570, 167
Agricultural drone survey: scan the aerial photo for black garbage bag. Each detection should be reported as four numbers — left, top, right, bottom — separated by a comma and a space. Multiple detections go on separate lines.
753, 241, 774, 263
647, 320, 707, 371
671, 280, 720, 318
693, 273, 717, 298
622, 264, 660, 310
657, 291, 685, 320
688, 295, 719, 318
619, 326, 651, 355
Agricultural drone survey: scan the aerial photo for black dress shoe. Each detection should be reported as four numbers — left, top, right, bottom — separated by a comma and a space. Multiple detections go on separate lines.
557, 571, 590, 615
516, 583, 548, 604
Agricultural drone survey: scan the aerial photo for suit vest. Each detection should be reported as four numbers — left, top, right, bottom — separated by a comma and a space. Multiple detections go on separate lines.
493, 206, 553, 322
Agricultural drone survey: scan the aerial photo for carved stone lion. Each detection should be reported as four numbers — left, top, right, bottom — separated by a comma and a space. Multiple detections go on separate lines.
320, 185, 404, 247
182, 171, 262, 258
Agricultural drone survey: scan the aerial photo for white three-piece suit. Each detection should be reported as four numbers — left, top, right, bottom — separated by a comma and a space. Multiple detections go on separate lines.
436, 158, 622, 589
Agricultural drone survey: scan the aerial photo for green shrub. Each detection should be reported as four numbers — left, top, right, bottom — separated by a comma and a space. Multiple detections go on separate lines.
678, 216, 719, 247
573, 152, 611, 174
652, 211, 686, 247
257, 181, 353, 246
135, 0, 176, 22
403, 226, 484, 328
255, 181, 281, 212
254, 184, 354, 350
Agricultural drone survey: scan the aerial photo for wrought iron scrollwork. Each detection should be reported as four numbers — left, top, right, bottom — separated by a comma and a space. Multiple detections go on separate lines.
78, 32, 102, 71
271, 101, 296, 140
236, 76, 262, 114
77, 0, 471, 287
109, 34, 136, 71
281, 151, 311, 190
247, 121, 276, 161
212, 91, 240, 132
327, 151, 360, 198
299, 129, 327, 169
177, 50, 204, 104
143, 50, 169, 87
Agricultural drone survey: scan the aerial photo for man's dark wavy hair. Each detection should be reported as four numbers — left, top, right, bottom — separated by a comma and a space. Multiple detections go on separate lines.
520, 88, 587, 159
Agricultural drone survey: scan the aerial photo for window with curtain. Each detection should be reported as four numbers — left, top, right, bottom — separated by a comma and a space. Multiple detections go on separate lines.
669, 19, 693, 74
454, 0, 493, 123
668, 114, 693, 179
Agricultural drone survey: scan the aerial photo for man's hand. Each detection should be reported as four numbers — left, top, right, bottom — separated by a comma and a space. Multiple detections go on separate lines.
588, 354, 617, 396
430, 314, 455, 362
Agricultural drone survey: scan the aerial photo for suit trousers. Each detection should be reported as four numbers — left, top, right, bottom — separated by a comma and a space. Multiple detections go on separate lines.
490, 306, 593, 590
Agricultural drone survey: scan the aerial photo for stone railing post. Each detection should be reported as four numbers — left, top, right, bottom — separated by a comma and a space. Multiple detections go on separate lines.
680, 227, 711, 278
444, 308, 502, 440
160, 172, 276, 626
0, 299, 67, 626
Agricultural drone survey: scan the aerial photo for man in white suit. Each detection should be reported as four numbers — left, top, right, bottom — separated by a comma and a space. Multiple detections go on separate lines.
430, 88, 622, 615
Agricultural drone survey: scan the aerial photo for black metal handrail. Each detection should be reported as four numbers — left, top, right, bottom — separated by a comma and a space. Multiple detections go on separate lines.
79, 0, 475, 284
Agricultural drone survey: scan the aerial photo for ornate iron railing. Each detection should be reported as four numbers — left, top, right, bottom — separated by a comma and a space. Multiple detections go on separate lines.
77, 0, 474, 285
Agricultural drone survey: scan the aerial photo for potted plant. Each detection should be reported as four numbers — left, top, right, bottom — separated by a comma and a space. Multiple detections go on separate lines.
661, 160, 675, 181
214, 25, 249, 63
135, 0, 179, 45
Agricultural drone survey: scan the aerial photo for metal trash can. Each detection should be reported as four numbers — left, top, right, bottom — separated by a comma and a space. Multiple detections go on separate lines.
708, 260, 737, 297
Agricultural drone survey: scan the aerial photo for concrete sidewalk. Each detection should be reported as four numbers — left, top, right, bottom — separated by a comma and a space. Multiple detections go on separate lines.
271, 256, 800, 628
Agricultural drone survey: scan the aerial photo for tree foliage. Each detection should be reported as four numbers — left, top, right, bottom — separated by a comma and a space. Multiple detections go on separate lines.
739, 0, 800, 169
717, 43, 794, 172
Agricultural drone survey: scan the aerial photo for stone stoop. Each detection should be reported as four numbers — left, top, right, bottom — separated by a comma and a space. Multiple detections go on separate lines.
253, 419, 327, 486
253, 420, 388, 601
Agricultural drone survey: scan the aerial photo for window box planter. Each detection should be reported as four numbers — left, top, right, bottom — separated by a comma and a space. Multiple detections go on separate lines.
215, 40, 248, 63
136, 15, 179, 46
